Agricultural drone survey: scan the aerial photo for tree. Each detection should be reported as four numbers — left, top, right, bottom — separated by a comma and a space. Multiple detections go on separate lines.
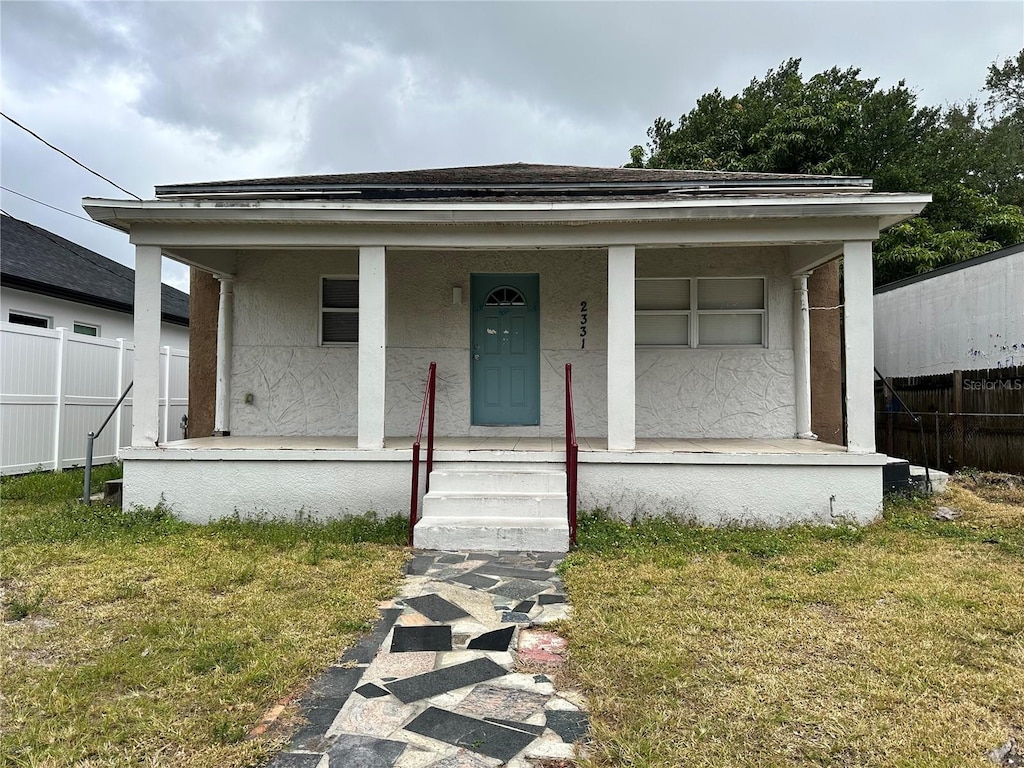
628, 54, 1024, 284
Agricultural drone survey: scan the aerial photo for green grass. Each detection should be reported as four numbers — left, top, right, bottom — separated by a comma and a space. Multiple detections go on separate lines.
1, 462, 124, 503
562, 478, 1024, 768
0, 467, 408, 768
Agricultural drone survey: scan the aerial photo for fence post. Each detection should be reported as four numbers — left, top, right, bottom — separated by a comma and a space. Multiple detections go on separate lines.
114, 339, 127, 457
52, 327, 68, 472
952, 369, 964, 469
161, 346, 171, 443
885, 377, 894, 456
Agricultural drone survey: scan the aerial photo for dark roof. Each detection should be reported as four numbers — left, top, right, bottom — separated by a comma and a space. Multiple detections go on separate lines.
0, 213, 189, 325
874, 241, 1024, 295
156, 162, 872, 200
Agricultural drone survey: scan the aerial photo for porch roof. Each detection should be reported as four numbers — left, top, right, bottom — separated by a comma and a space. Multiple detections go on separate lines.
152, 163, 873, 198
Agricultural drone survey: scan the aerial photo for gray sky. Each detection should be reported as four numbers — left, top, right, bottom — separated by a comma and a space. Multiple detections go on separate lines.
2, 0, 1021, 293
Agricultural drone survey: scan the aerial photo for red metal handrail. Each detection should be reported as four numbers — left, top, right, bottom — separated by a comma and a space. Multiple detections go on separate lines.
409, 362, 437, 546
565, 363, 579, 546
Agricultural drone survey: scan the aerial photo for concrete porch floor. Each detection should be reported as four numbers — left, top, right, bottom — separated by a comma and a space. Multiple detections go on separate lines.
163, 435, 850, 455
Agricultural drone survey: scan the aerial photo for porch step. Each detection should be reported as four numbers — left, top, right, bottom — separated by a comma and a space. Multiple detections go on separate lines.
429, 467, 567, 494
418, 465, 570, 551
422, 491, 567, 519
414, 517, 570, 553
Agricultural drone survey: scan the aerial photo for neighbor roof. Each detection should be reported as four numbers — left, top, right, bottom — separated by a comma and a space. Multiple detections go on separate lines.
156, 162, 873, 200
0, 213, 189, 325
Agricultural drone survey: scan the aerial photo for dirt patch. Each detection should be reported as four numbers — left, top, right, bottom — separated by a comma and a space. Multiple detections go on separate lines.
957, 472, 1024, 507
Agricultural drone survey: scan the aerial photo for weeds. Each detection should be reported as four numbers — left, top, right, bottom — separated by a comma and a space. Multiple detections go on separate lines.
4, 588, 46, 621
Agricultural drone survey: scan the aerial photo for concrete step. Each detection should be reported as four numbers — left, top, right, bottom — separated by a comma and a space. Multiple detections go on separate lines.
429, 468, 567, 494
422, 491, 567, 519
414, 516, 570, 552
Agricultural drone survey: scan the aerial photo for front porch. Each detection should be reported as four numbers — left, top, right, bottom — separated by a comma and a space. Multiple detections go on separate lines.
122, 435, 884, 534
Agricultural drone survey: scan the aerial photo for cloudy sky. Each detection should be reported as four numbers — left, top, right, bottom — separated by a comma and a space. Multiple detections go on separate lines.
2, 1, 1021, 293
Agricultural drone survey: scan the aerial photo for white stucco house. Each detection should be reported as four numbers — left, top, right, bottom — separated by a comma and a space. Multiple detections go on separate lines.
84, 164, 928, 551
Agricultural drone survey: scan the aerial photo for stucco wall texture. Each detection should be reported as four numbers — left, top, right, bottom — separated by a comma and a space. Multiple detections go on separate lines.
226, 246, 799, 439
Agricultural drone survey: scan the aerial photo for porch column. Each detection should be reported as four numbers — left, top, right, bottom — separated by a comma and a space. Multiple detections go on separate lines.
607, 245, 636, 450
792, 273, 816, 439
214, 275, 234, 436
358, 246, 386, 449
132, 245, 162, 447
843, 241, 876, 452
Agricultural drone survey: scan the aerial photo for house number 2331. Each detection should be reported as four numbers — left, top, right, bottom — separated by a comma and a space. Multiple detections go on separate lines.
579, 301, 588, 349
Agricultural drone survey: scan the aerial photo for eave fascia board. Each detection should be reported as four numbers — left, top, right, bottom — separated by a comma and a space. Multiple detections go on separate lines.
83, 193, 930, 230
126, 216, 885, 250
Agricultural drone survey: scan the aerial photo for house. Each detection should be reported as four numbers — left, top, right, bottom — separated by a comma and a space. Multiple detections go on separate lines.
83, 164, 928, 551
0, 213, 190, 347
874, 241, 1024, 377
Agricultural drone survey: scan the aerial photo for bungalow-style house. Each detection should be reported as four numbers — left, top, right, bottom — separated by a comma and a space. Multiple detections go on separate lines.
0, 212, 190, 347
84, 164, 928, 551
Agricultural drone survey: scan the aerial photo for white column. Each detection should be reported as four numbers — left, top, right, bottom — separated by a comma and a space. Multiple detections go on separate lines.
214, 275, 234, 436
358, 246, 387, 449
792, 273, 816, 439
607, 245, 636, 450
843, 241, 876, 453
132, 245, 163, 447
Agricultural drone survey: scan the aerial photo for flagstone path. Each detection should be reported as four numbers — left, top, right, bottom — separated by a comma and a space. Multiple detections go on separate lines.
264, 550, 588, 768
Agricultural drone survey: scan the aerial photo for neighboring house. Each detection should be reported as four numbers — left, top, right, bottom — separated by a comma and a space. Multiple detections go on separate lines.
0, 213, 190, 348
874, 242, 1024, 377
84, 163, 927, 551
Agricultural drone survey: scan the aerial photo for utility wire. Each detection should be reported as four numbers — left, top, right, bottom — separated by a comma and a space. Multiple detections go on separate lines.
0, 185, 118, 229
1, 111, 143, 200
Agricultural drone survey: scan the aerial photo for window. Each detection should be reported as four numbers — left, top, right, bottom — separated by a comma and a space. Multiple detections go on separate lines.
484, 287, 526, 306
635, 277, 766, 347
73, 322, 99, 336
321, 277, 358, 344
8, 311, 51, 328
636, 278, 689, 346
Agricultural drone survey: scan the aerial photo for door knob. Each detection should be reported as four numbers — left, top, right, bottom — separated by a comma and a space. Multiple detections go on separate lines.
473, 354, 480, 360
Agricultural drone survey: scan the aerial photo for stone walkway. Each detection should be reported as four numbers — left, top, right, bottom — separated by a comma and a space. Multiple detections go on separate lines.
265, 551, 588, 768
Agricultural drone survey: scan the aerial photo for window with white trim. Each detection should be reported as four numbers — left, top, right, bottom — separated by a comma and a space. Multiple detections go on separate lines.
321, 276, 359, 344
635, 277, 766, 347
73, 322, 100, 336
636, 278, 690, 346
8, 311, 51, 328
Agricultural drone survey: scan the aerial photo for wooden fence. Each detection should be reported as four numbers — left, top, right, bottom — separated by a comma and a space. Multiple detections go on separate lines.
875, 365, 1024, 475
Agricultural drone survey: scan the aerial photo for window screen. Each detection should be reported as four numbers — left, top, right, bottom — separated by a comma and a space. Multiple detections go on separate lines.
635, 277, 766, 347
322, 278, 358, 343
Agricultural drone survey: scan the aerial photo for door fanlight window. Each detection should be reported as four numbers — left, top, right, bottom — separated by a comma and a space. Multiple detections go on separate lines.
484, 287, 526, 306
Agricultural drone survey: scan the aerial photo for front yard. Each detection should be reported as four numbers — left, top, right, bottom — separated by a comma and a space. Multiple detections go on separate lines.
0, 468, 407, 768
2, 467, 1022, 767
561, 474, 1024, 767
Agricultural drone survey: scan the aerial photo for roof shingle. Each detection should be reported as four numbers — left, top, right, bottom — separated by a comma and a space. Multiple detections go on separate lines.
1, 214, 189, 325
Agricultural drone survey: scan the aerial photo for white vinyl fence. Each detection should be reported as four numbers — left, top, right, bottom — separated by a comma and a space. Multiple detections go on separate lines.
0, 323, 188, 475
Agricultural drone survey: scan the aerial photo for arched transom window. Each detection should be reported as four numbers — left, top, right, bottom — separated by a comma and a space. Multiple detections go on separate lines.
484, 286, 526, 306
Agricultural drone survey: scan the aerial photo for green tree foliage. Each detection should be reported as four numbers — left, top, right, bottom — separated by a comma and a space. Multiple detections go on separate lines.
628, 54, 1024, 284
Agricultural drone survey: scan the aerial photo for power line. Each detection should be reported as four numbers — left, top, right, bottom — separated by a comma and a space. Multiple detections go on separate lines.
1, 111, 143, 201
0, 185, 117, 228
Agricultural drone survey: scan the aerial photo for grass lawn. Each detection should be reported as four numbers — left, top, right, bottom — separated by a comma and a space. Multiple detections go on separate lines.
0, 466, 408, 768
562, 473, 1024, 768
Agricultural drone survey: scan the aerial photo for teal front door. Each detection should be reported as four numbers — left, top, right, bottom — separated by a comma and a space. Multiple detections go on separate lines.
471, 273, 541, 425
